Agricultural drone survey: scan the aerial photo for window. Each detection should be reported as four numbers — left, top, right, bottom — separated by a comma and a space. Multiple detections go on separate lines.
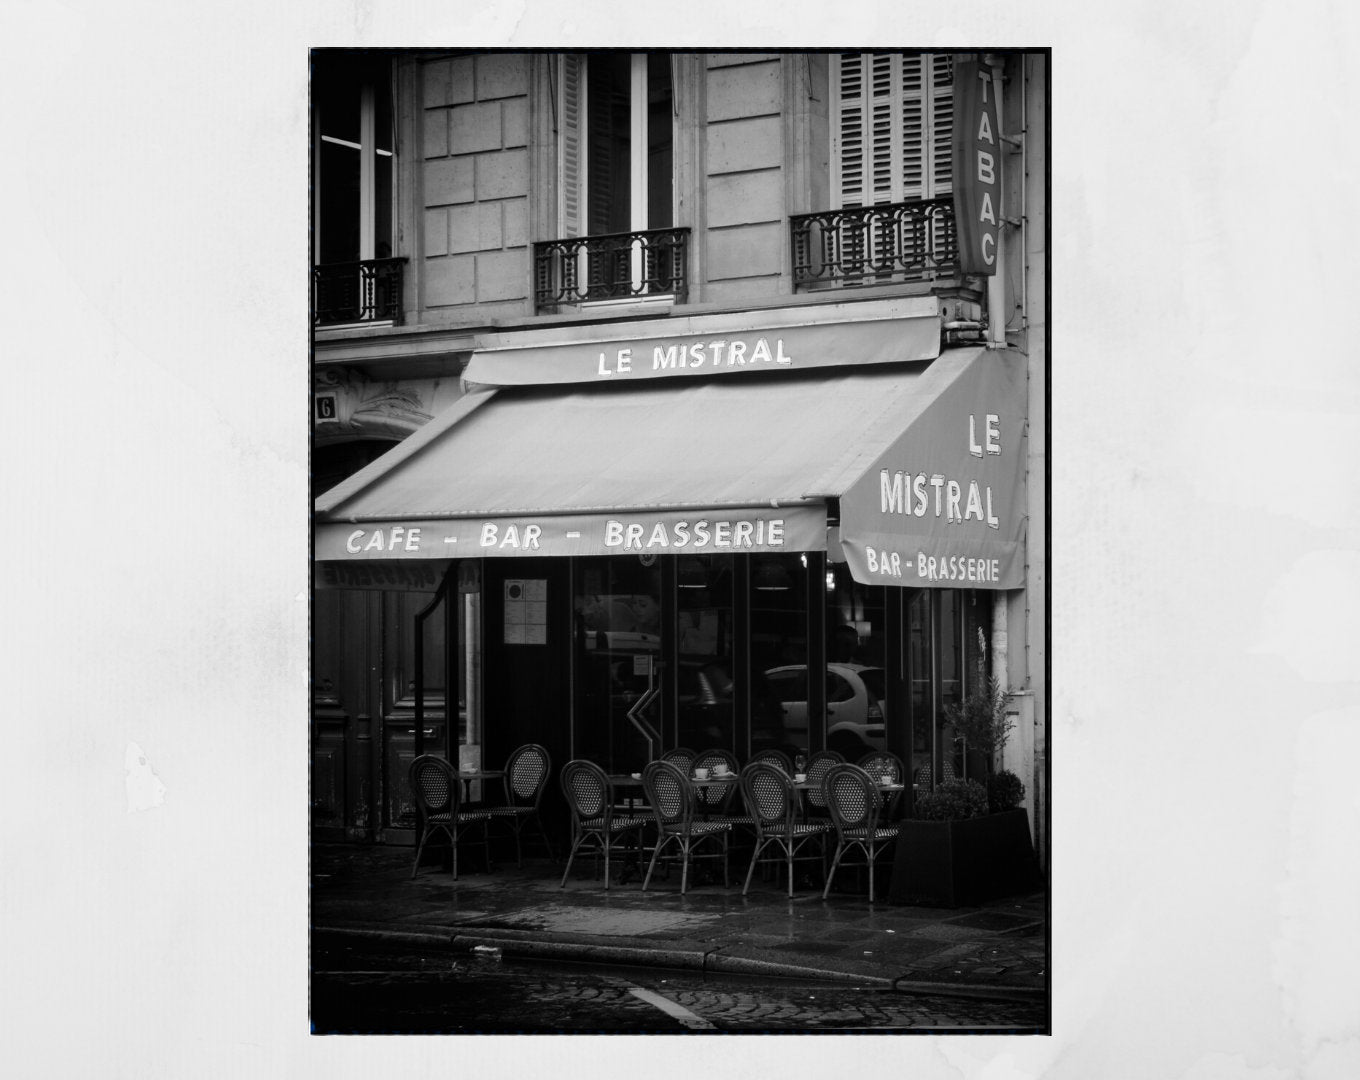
560, 52, 673, 238
831, 52, 954, 209
313, 52, 393, 263
543, 52, 682, 306
312, 52, 402, 325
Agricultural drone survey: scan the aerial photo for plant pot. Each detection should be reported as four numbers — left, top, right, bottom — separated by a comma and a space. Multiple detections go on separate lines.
889, 808, 1041, 907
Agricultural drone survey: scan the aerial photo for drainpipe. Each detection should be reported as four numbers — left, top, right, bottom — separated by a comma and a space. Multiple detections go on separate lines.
991, 591, 1008, 771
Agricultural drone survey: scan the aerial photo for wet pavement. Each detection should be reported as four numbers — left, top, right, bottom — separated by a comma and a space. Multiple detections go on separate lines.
310, 842, 1049, 1002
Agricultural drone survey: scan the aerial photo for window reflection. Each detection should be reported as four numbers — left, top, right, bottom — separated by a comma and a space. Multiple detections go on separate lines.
749, 554, 808, 758
676, 555, 733, 754
824, 564, 887, 760
572, 557, 661, 773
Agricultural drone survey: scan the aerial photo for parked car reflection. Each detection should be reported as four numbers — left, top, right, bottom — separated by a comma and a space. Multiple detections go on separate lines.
762, 663, 887, 755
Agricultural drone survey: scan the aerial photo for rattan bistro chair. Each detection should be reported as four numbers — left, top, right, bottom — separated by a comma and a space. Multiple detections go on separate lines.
748, 748, 794, 775
739, 762, 832, 897
803, 750, 845, 817
559, 759, 650, 890
486, 743, 555, 867
408, 755, 493, 881
660, 747, 697, 772
642, 760, 733, 894
692, 748, 747, 821
858, 749, 906, 817
822, 763, 900, 902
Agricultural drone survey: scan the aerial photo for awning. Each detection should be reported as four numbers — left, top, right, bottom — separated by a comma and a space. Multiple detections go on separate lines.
315, 346, 1027, 589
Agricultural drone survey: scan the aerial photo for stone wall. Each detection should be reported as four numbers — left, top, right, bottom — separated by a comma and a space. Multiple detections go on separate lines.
420, 53, 531, 322
700, 54, 786, 305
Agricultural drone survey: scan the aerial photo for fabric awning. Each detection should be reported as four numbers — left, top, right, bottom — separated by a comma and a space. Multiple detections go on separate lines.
314, 346, 1026, 589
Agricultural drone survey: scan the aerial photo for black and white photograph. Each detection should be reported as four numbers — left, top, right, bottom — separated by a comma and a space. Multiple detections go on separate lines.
307, 47, 1049, 1035
6, 0, 1360, 1075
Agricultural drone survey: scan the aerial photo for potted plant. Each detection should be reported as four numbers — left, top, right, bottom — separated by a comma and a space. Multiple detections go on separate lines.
890, 646, 1039, 907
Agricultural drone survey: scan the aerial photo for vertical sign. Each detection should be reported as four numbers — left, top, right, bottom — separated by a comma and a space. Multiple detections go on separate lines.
951, 60, 1001, 275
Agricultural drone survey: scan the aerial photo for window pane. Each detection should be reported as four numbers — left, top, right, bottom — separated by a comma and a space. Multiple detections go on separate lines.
750, 554, 808, 757
587, 53, 631, 234
646, 52, 673, 228
572, 557, 662, 774
318, 140, 360, 264
677, 555, 734, 754
826, 564, 887, 758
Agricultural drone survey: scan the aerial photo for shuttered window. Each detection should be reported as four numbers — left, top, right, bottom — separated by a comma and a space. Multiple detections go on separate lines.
557, 53, 672, 238
832, 52, 954, 209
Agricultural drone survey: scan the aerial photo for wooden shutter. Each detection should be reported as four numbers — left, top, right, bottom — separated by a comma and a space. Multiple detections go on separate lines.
558, 54, 585, 238
832, 52, 954, 208
927, 53, 954, 198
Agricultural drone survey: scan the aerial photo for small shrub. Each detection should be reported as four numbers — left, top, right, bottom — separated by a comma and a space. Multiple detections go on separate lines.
914, 779, 989, 821
988, 770, 1026, 813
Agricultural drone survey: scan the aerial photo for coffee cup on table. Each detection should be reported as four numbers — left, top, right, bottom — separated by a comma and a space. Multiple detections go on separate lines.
694, 767, 709, 780
794, 773, 807, 782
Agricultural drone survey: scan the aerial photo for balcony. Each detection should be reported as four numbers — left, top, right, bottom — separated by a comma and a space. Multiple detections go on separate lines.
313, 258, 407, 327
791, 198, 959, 291
534, 228, 690, 314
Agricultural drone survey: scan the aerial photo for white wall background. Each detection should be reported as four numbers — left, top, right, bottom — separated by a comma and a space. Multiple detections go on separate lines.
2, 2, 1357, 1077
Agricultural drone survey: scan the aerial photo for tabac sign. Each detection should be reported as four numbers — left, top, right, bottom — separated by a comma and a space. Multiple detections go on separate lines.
951, 60, 1002, 276
838, 348, 1026, 589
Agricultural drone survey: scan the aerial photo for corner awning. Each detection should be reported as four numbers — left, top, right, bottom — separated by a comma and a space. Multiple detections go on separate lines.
315, 346, 1027, 589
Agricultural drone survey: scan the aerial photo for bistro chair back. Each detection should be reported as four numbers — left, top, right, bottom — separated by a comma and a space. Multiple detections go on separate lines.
858, 750, 906, 816
803, 749, 845, 813
660, 747, 697, 772
738, 761, 831, 897
486, 743, 555, 866
821, 762, 900, 902
559, 759, 648, 890
913, 760, 958, 791
692, 748, 740, 815
641, 760, 732, 894
748, 748, 793, 775
407, 754, 492, 881
858, 749, 904, 784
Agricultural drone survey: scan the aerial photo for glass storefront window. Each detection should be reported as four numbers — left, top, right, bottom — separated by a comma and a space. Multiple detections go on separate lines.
748, 554, 809, 757
825, 564, 887, 760
572, 556, 662, 774
675, 554, 734, 754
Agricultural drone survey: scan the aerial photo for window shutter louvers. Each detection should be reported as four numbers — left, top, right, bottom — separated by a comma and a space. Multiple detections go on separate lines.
559, 54, 584, 238
833, 52, 954, 208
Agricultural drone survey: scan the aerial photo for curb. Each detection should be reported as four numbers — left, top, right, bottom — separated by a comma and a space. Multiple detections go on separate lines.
315, 923, 1044, 1001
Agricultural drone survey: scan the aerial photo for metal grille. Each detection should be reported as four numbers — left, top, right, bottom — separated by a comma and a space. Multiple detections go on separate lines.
534, 228, 690, 312
313, 258, 407, 326
790, 198, 958, 290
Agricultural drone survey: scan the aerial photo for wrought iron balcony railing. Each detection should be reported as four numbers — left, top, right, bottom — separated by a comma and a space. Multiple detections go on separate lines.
790, 198, 959, 290
313, 258, 407, 327
534, 227, 690, 313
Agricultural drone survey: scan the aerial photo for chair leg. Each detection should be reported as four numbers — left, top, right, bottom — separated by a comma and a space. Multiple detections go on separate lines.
411, 828, 429, 880
823, 844, 845, 900
603, 837, 612, 891
560, 834, 582, 888
679, 840, 691, 895
642, 834, 669, 891
742, 837, 767, 896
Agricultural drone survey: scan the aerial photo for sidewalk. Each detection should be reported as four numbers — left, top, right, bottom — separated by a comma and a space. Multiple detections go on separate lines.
311, 842, 1048, 1001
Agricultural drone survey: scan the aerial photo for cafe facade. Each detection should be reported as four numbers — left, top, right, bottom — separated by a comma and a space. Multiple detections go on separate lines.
311, 49, 1047, 857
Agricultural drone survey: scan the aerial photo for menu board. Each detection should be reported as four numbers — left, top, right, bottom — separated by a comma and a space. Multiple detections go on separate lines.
503, 579, 547, 645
